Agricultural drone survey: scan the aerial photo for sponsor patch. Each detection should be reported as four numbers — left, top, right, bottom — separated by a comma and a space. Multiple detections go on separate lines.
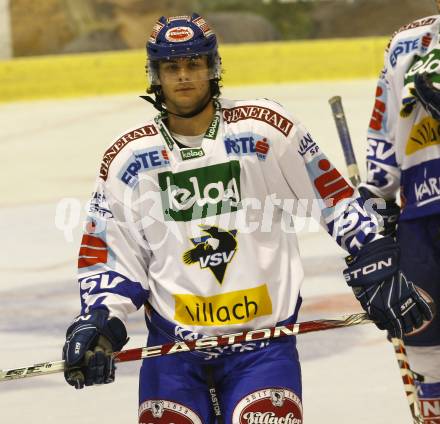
223, 105, 293, 137
232, 388, 303, 424
421, 32, 433, 53
366, 138, 397, 167
167, 16, 190, 23
387, 17, 437, 50
389, 36, 419, 68
400, 158, 440, 208
306, 155, 354, 208
100, 125, 158, 181
78, 234, 108, 269
119, 147, 170, 187
298, 132, 319, 159
156, 119, 175, 151
205, 115, 220, 140
420, 398, 440, 422
369, 81, 388, 135
174, 284, 272, 326
414, 177, 440, 205
193, 16, 214, 38
149, 20, 165, 43
180, 147, 205, 161
406, 116, 440, 155
138, 399, 202, 424
89, 191, 113, 219
165, 26, 194, 43
224, 133, 270, 161
405, 49, 440, 85
399, 50, 440, 117
158, 161, 241, 222
182, 225, 238, 284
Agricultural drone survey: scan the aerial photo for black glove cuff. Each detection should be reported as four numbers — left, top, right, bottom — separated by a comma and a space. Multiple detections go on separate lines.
344, 236, 399, 287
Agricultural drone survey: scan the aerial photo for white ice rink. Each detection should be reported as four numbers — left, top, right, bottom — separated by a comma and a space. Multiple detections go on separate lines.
0, 80, 415, 423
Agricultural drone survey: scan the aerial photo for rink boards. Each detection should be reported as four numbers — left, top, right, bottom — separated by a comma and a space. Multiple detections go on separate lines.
0, 36, 388, 103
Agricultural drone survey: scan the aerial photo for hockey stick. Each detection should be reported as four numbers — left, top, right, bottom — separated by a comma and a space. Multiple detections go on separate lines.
0, 312, 370, 382
329, 96, 361, 187
329, 95, 423, 424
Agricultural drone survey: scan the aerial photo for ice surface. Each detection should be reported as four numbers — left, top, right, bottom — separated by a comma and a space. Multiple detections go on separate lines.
0, 80, 415, 423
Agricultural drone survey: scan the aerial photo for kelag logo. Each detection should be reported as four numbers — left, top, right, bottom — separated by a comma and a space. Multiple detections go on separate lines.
405, 49, 440, 85
158, 161, 241, 221
180, 147, 205, 161
182, 225, 238, 284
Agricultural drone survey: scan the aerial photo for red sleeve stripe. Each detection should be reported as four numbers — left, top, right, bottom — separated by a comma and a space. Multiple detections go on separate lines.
78, 248, 108, 268
80, 234, 107, 248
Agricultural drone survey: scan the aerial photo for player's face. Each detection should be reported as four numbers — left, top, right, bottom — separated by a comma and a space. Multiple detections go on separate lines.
158, 56, 211, 114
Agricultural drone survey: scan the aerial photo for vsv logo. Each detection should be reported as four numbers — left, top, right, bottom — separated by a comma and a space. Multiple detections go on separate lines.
366, 139, 396, 166
158, 161, 241, 222
182, 225, 238, 284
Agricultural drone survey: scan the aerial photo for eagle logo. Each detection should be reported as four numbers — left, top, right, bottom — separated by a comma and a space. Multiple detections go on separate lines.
182, 225, 238, 284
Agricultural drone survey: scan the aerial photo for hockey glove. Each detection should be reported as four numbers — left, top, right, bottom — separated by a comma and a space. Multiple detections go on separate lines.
62, 309, 127, 389
358, 186, 400, 237
343, 237, 433, 339
413, 72, 440, 121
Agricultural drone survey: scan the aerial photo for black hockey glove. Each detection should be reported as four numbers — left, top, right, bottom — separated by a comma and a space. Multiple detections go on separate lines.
62, 309, 127, 389
413, 72, 440, 121
343, 237, 433, 339
358, 186, 400, 237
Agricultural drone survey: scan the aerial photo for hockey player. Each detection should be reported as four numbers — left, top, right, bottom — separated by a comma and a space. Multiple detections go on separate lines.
62, 14, 432, 423
359, 3, 440, 422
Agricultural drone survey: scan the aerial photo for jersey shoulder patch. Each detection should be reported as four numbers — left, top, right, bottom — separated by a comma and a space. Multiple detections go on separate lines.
386, 15, 439, 52
99, 123, 158, 181
221, 98, 294, 137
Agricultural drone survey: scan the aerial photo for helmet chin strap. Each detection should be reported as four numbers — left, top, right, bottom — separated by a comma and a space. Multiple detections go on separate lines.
140, 92, 213, 119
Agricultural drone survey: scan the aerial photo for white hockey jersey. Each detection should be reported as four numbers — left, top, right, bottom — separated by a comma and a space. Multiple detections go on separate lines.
78, 98, 379, 337
362, 15, 440, 219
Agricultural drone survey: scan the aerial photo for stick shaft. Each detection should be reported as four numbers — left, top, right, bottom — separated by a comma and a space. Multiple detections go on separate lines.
0, 312, 370, 382
329, 96, 361, 187
391, 338, 424, 424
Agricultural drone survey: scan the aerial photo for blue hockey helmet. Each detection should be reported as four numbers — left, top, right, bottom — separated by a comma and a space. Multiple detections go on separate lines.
146, 13, 221, 85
